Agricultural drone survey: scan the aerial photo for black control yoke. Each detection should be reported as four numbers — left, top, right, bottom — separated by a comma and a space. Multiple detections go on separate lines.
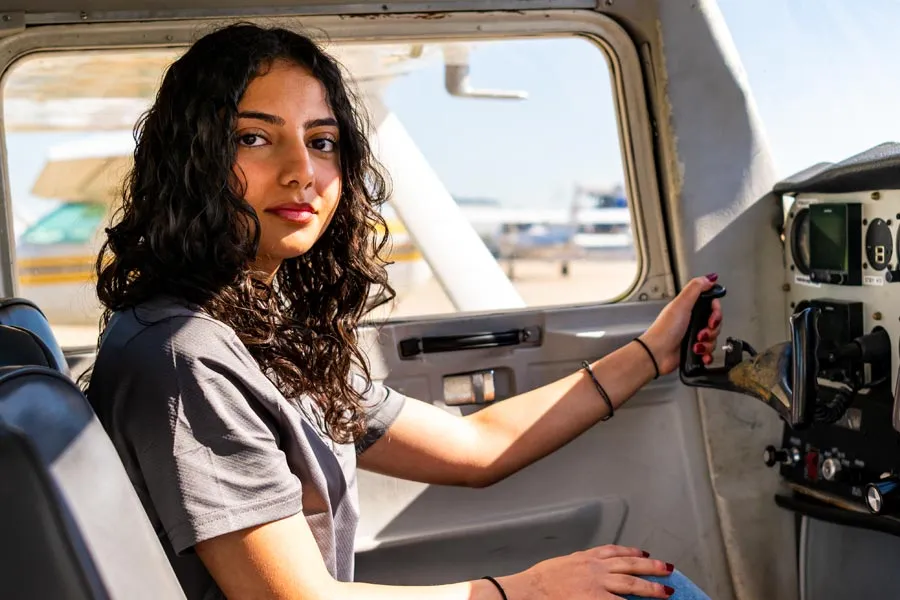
678, 284, 821, 428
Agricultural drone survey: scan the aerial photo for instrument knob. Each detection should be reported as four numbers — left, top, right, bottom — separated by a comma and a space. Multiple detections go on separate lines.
763, 445, 799, 467
865, 475, 900, 514
821, 457, 842, 481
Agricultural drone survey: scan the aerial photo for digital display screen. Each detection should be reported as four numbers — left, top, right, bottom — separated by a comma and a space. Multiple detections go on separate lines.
810, 204, 847, 271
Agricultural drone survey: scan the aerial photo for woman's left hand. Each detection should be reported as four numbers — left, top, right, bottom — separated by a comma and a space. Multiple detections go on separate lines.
639, 274, 723, 376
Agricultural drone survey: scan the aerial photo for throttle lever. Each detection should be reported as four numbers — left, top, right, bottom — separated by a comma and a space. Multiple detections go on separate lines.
679, 284, 728, 386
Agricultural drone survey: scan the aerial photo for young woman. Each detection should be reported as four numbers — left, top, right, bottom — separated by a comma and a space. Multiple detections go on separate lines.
85, 23, 722, 600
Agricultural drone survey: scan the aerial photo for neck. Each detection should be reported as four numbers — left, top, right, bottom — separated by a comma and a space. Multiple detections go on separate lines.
251, 257, 280, 284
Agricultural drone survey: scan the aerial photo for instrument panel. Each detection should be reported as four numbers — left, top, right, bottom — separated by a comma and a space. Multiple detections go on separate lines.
785, 191, 900, 427
781, 190, 900, 522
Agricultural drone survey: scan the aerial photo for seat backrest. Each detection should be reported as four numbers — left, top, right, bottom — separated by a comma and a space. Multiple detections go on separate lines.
0, 327, 186, 600
0, 324, 55, 368
0, 298, 69, 374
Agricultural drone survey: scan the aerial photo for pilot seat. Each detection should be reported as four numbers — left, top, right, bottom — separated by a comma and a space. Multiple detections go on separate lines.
0, 297, 185, 599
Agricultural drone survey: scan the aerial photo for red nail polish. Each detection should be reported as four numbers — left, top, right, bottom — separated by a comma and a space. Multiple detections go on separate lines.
642, 550, 650, 558
711, 318, 721, 329
664, 585, 675, 596
666, 562, 674, 573
698, 331, 709, 342
705, 272, 718, 282
693, 343, 704, 354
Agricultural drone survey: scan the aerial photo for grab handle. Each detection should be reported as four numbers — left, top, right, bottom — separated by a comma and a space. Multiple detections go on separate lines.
399, 328, 536, 358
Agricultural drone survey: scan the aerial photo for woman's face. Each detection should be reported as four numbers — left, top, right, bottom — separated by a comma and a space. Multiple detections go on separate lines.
233, 59, 342, 277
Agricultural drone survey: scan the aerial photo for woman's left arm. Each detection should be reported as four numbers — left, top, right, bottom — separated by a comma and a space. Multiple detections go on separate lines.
359, 275, 722, 488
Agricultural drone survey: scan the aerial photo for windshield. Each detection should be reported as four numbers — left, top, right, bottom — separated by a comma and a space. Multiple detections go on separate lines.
720, 0, 900, 177
20, 202, 106, 245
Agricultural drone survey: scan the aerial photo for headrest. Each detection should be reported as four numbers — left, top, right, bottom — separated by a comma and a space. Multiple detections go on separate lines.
0, 325, 54, 369
0, 298, 68, 373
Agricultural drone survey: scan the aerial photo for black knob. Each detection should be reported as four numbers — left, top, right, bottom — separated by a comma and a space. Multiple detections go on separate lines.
865, 475, 900, 514
764, 445, 797, 467
887, 270, 900, 283
827, 273, 845, 284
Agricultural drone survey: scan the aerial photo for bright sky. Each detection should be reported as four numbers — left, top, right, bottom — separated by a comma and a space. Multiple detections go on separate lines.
7, 1, 900, 233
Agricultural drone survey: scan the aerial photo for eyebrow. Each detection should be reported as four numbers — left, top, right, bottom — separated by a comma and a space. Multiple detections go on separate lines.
236, 112, 338, 130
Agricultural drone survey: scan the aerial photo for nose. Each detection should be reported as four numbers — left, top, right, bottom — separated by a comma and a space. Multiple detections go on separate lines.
278, 140, 315, 189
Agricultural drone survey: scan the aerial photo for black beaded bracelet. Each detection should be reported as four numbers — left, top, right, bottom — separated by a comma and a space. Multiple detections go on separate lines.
581, 360, 614, 421
482, 576, 508, 600
633, 337, 660, 379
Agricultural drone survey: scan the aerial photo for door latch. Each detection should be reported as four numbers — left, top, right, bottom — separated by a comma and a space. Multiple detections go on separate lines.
443, 369, 496, 406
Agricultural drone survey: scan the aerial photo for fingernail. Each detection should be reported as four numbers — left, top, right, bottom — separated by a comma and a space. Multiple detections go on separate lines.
705, 272, 718, 282
664, 586, 675, 596
693, 343, 704, 354
712, 317, 721, 328
641, 550, 650, 557
666, 562, 674, 573
698, 331, 709, 342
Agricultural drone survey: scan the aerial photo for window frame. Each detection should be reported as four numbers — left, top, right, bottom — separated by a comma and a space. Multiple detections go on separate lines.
0, 9, 673, 314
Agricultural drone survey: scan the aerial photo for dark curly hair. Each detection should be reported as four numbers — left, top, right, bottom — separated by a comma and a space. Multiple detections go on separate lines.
90, 23, 394, 444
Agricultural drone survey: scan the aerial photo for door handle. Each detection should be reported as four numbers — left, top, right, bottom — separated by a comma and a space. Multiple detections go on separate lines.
398, 326, 540, 358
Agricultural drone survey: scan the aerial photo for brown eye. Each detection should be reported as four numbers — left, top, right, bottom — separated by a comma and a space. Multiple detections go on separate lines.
310, 137, 337, 152
238, 133, 267, 147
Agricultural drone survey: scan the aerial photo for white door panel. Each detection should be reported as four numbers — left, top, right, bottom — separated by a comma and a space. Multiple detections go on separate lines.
355, 301, 733, 597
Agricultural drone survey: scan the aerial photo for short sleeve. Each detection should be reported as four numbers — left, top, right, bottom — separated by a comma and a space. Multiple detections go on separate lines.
350, 372, 408, 454
120, 318, 303, 555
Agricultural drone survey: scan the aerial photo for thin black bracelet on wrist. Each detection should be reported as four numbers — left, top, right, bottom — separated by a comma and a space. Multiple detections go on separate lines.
581, 360, 614, 421
633, 337, 660, 379
481, 576, 508, 600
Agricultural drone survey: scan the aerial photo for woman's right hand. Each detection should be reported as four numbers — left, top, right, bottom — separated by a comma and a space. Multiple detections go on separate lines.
499, 545, 675, 600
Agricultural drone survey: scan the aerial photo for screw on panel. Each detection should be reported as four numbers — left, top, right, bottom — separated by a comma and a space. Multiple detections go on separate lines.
80, 11, 88, 20
864, 263, 869, 269
1, 15, 10, 21
639, 292, 649, 301
872, 192, 882, 200
790, 302, 796, 308
863, 219, 868, 225
874, 312, 883, 321
790, 264, 795, 271
782, 283, 791, 292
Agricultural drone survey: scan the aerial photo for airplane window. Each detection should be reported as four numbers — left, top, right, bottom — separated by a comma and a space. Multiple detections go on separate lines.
364, 36, 637, 320
2, 34, 637, 346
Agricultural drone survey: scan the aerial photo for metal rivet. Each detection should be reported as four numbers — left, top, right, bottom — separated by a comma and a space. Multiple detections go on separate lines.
639, 292, 649, 301
874, 312, 883, 321
872, 191, 882, 200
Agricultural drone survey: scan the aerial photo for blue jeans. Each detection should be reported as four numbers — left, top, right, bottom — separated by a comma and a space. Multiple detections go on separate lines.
623, 570, 710, 600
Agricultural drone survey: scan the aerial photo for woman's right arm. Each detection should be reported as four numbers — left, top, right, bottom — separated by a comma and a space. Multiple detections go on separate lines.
195, 511, 676, 600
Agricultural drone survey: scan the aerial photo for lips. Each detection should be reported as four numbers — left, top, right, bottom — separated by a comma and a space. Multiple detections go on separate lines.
266, 203, 316, 224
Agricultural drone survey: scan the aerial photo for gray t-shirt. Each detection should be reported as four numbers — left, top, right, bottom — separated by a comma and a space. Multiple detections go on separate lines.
86, 296, 407, 600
